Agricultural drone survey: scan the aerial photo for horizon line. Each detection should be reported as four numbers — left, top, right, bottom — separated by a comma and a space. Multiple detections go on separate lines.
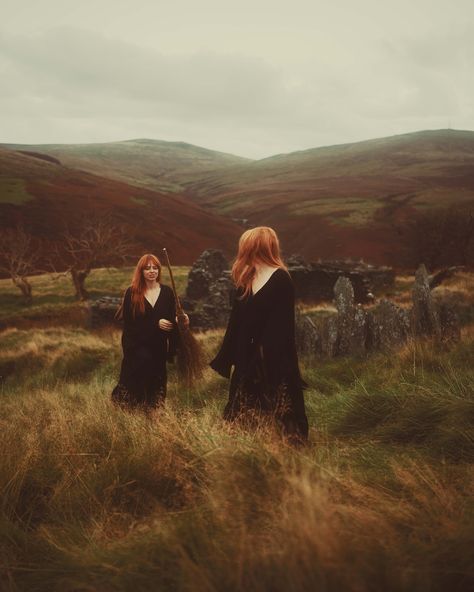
1, 127, 473, 162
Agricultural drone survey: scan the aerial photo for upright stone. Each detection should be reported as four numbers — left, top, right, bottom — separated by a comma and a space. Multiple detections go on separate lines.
334, 276, 354, 316
321, 315, 338, 357
334, 276, 357, 355
352, 305, 368, 356
295, 313, 321, 355
411, 264, 441, 338
367, 299, 410, 352
437, 302, 461, 344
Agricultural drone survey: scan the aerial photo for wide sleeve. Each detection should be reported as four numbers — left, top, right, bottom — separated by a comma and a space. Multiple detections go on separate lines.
209, 290, 241, 378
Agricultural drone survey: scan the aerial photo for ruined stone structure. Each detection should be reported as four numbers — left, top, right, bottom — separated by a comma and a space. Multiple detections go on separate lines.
87, 253, 461, 355
285, 256, 395, 304
185, 250, 229, 301
182, 249, 233, 330
185, 272, 234, 330
296, 263, 461, 358
183, 251, 396, 329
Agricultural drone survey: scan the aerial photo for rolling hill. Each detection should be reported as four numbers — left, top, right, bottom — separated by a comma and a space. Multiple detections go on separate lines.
181, 129, 474, 263
2, 139, 250, 194
3, 129, 474, 265
0, 147, 242, 265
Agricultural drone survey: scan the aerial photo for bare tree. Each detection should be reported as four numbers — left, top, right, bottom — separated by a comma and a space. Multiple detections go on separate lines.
60, 217, 134, 300
0, 226, 40, 300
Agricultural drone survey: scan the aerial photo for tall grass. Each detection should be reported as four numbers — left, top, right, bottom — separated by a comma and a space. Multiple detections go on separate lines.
1, 324, 473, 591
320, 339, 474, 461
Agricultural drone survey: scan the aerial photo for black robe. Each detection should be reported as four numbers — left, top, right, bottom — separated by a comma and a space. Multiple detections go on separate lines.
210, 268, 309, 442
112, 284, 177, 408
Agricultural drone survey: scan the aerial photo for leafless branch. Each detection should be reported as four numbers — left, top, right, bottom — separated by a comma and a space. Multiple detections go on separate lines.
0, 226, 41, 299
58, 215, 134, 300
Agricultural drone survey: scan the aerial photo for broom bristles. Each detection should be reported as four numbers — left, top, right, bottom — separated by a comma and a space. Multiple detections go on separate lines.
176, 322, 205, 385
176, 318, 205, 385
162, 248, 206, 386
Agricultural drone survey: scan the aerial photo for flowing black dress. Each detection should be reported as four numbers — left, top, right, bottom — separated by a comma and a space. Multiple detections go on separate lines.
112, 284, 177, 408
210, 268, 309, 442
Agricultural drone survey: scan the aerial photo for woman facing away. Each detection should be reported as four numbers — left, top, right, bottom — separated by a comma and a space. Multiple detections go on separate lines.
210, 227, 309, 444
112, 253, 184, 410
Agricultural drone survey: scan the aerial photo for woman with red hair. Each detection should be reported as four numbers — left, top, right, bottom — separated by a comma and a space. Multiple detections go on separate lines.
112, 253, 179, 409
210, 227, 309, 443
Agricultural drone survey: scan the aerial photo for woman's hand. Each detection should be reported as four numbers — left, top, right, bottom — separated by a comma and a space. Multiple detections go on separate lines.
159, 314, 189, 331
159, 319, 174, 332
177, 313, 190, 327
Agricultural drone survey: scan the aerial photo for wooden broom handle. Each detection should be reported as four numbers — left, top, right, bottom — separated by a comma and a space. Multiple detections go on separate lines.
162, 248, 184, 316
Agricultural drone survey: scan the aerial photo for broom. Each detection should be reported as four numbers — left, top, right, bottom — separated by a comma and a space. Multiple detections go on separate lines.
162, 248, 205, 386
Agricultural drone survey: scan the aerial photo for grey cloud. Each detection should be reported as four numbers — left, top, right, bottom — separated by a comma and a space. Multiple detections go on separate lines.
0, 9, 473, 158
0, 28, 287, 119
370, 27, 474, 116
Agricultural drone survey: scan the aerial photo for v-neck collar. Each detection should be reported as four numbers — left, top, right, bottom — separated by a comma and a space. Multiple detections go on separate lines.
251, 267, 281, 296
144, 285, 162, 309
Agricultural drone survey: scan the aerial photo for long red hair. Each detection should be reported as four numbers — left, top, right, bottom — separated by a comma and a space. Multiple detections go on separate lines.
117, 253, 162, 318
231, 227, 287, 298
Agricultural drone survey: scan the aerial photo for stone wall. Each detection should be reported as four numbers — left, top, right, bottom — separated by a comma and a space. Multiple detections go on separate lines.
87, 296, 122, 328
288, 256, 395, 304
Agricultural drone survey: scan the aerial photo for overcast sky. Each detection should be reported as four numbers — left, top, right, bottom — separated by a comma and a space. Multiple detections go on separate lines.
1, 0, 473, 158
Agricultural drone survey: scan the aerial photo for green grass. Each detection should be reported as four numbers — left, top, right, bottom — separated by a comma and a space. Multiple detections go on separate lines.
0, 177, 34, 204
0, 323, 473, 590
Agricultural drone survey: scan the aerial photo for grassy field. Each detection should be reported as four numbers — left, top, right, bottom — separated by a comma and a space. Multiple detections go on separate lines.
1, 270, 473, 591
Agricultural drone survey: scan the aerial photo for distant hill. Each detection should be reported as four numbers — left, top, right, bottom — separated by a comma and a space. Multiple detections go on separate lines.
0, 147, 242, 265
3, 130, 474, 266
2, 139, 250, 194
181, 129, 474, 264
